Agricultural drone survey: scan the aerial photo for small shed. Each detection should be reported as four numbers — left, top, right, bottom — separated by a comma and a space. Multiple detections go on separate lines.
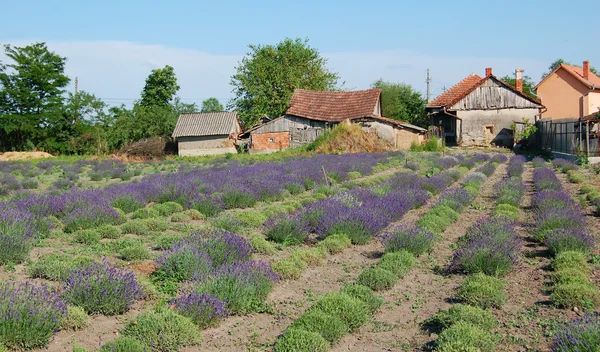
172, 112, 241, 156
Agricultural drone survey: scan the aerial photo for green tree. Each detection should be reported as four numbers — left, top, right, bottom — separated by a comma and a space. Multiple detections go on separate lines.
541, 59, 598, 79
140, 65, 180, 108
500, 74, 537, 100
0, 42, 70, 150
229, 38, 340, 127
201, 97, 224, 112
371, 79, 427, 127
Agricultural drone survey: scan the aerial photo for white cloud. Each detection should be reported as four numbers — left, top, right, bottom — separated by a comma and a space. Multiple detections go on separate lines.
0, 40, 547, 107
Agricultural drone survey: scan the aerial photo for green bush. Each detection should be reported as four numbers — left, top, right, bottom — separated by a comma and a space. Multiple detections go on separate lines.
341, 284, 385, 313
131, 207, 160, 219
552, 251, 589, 274
550, 268, 589, 285
552, 282, 600, 309
314, 292, 370, 330
567, 170, 585, 184
210, 214, 243, 233
184, 209, 204, 220
424, 304, 497, 332
74, 229, 101, 245
100, 336, 148, 352
493, 204, 520, 221
417, 205, 458, 234
170, 212, 192, 223
232, 209, 268, 228
291, 248, 328, 267
357, 267, 397, 291
153, 202, 184, 216
96, 225, 122, 239
274, 328, 330, 352
153, 233, 180, 250
377, 251, 415, 278
121, 220, 150, 236
119, 243, 152, 261
28, 254, 91, 281
435, 321, 499, 352
290, 308, 349, 343
121, 307, 201, 352
456, 273, 507, 309
60, 305, 88, 331
581, 184, 596, 194
273, 257, 307, 280
316, 233, 351, 254
142, 218, 170, 232
249, 235, 276, 254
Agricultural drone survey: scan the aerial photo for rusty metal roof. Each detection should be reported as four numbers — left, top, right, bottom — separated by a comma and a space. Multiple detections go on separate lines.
172, 112, 241, 138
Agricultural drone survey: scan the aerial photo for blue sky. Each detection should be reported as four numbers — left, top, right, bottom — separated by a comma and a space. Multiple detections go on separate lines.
1, 0, 597, 107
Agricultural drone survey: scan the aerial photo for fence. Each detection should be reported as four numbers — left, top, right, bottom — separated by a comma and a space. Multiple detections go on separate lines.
537, 117, 600, 157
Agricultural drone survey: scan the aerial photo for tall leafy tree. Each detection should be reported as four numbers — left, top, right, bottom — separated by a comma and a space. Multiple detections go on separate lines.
372, 79, 427, 127
500, 74, 537, 100
201, 97, 224, 112
229, 38, 340, 127
140, 65, 180, 108
0, 42, 69, 150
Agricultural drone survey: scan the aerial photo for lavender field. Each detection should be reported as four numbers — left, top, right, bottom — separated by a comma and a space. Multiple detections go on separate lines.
0, 152, 599, 352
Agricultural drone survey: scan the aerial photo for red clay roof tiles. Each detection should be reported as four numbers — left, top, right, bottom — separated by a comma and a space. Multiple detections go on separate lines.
427, 74, 483, 108
286, 89, 381, 121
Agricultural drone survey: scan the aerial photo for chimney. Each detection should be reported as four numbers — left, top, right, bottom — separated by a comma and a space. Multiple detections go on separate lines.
485, 67, 493, 77
583, 61, 590, 80
515, 69, 523, 93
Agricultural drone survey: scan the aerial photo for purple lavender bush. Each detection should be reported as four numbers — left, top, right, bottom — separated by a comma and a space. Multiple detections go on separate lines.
62, 259, 144, 315
490, 154, 508, 164
476, 162, 496, 177
531, 157, 547, 168
193, 260, 279, 314
495, 177, 526, 207
533, 168, 562, 191
263, 215, 310, 245
552, 158, 578, 173
545, 229, 595, 256
171, 292, 230, 328
382, 225, 435, 256
534, 207, 585, 242
532, 190, 576, 213
186, 230, 253, 267
155, 242, 214, 281
552, 313, 600, 352
0, 281, 67, 350
0, 207, 39, 265
507, 155, 526, 177
62, 204, 122, 233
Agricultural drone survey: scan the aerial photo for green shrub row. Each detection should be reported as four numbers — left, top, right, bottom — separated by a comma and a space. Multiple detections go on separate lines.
550, 251, 600, 310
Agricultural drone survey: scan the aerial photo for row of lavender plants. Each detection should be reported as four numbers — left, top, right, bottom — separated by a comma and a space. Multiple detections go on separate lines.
0, 153, 403, 267
531, 168, 599, 310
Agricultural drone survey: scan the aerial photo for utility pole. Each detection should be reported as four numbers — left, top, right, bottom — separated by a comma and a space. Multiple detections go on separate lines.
74, 76, 79, 97
426, 69, 431, 103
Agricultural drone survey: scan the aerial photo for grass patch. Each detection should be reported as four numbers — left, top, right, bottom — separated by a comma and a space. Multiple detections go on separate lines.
356, 267, 397, 291
424, 304, 497, 332
377, 250, 415, 278
291, 248, 328, 267
341, 284, 384, 313
435, 321, 499, 352
314, 292, 370, 330
290, 308, 349, 343
273, 257, 307, 280
456, 273, 507, 309
316, 233, 351, 254
60, 305, 88, 331
274, 328, 330, 352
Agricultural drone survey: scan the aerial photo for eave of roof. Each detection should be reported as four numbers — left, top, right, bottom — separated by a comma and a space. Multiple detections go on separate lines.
533, 64, 600, 91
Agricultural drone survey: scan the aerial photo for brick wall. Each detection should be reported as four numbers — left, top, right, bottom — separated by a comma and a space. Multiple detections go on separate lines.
252, 132, 290, 151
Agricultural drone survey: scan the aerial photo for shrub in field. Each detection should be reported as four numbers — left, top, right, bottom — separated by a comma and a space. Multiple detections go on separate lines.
490, 154, 508, 163
274, 328, 330, 352
100, 337, 148, 352
210, 214, 243, 233
553, 158, 578, 172
171, 292, 229, 328
533, 168, 562, 191
382, 225, 435, 256
131, 207, 160, 219
377, 251, 415, 278
567, 170, 585, 183
28, 254, 91, 281
357, 267, 397, 291
551, 251, 589, 273
96, 224, 122, 239
0, 281, 67, 350
424, 304, 497, 332
417, 205, 458, 234
273, 257, 307, 280
552, 282, 600, 309
120, 243, 151, 261
52, 178, 74, 190
456, 273, 507, 309
436, 187, 472, 212
153, 202, 184, 216
284, 182, 306, 195
170, 212, 192, 223
249, 235, 276, 254
62, 260, 144, 315
122, 307, 201, 352
342, 284, 384, 313
534, 207, 584, 242
60, 305, 88, 331
291, 248, 328, 266
435, 321, 499, 352
74, 229, 101, 244
153, 233, 180, 250
155, 242, 213, 281
316, 233, 352, 253
0, 209, 40, 265
62, 205, 122, 233
552, 313, 600, 352
476, 162, 496, 177
545, 229, 595, 255
194, 260, 279, 314
110, 195, 145, 214
404, 161, 419, 171
120, 219, 150, 236
21, 178, 39, 189
264, 215, 310, 245
291, 308, 349, 343
493, 204, 520, 220
533, 190, 577, 212
187, 230, 253, 267
550, 268, 589, 285
531, 156, 547, 168
495, 177, 526, 207
141, 218, 170, 232
89, 172, 104, 181
232, 209, 268, 228
314, 292, 370, 330
222, 190, 257, 209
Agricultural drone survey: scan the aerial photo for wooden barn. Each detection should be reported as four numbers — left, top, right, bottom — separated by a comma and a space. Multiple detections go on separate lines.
172, 112, 241, 156
425, 68, 544, 147
243, 89, 426, 153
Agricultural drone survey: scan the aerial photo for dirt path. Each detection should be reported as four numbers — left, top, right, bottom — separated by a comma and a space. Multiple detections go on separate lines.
331, 164, 506, 352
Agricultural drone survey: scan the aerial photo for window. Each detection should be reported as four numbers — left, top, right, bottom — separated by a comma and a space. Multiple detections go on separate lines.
485, 126, 494, 135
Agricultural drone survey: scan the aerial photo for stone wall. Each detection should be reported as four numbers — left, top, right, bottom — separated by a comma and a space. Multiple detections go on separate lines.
457, 108, 539, 147
177, 135, 236, 156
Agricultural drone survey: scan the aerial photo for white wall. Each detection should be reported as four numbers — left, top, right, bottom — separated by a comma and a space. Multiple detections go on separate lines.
457, 108, 539, 147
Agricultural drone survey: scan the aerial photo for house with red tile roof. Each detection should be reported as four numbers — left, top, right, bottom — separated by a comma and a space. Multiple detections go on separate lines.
242, 89, 427, 152
425, 68, 544, 146
533, 61, 600, 119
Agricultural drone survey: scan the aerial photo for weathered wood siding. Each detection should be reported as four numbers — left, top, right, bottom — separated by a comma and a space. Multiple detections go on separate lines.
451, 78, 542, 111
251, 115, 327, 148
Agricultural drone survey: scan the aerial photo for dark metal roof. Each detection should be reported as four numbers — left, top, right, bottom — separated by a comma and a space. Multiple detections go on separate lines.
172, 112, 241, 138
